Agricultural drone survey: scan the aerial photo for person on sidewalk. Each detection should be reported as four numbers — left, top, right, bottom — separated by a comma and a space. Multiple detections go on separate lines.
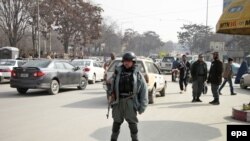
218, 58, 237, 95
109, 52, 148, 141
104, 52, 116, 71
178, 55, 191, 94
207, 52, 223, 105
172, 58, 180, 82
191, 54, 207, 102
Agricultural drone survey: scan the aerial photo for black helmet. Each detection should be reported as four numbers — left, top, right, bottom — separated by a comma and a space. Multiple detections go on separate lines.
122, 52, 136, 62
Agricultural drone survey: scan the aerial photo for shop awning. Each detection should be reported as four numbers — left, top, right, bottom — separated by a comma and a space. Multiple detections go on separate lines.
216, 0, 250, 35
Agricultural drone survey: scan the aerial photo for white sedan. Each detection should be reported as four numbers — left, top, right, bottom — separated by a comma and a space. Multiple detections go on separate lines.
240, 72, 250, 89
72, 59, 105, 84
0, 59, 27, 82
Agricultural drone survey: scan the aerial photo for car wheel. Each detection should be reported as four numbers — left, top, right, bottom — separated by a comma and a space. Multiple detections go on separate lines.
89, 74, 96, 84
148, 86, 156, 104
159, 83, 167, 97
48, 80, 59, 95
240, 79, 247, 89
17, 88, 28, 94
78, 77, 87, 90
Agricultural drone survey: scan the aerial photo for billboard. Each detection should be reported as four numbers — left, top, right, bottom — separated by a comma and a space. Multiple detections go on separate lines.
224, 0, 234, 10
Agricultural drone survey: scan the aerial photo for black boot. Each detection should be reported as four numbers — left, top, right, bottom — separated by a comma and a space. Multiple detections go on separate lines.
192, 97, 196, 102
111, 122, 121, 141
129, 123, 138, 141
196, 97, 202, 102
209, 98, 220, 105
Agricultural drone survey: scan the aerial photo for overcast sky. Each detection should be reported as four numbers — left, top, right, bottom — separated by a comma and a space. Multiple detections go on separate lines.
92, 0, 224, 42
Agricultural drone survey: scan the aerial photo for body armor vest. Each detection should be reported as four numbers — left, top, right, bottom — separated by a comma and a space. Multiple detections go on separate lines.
119, 68, 134, 95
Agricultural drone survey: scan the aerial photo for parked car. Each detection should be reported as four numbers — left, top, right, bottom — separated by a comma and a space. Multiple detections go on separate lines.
159, 56, 175, 73
0, 59, 27, 82
71, 59, 105, 84
240, 72, 250, 89
232, 63, 240, 76
103, 57, 168, 104
10, 60, 88, 95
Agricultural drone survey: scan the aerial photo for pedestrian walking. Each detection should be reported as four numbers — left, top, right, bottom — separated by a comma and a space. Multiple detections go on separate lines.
207, 52, 223, 105
172, 58, 179, 82
191, 54, 207, 102
178, 55, 191, 94
235, 59, 249, 84
108, 52, 148, 141
104, 52, 116, 71
218, 58, 237, 95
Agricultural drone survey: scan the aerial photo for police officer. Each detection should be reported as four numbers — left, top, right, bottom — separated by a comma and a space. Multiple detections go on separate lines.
208, 52, 223, 105
191, 54, 207, 102
109, 52, 148, 141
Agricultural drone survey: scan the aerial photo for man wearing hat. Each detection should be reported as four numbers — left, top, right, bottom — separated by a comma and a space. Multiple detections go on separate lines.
218, 58, 237, 95
207, 52, 223, 105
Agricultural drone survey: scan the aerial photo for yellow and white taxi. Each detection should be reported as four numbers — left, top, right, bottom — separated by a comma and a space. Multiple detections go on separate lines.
103, 57, 168, 104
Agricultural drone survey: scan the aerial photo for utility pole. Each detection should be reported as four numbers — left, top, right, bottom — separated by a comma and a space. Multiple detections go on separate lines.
205, 0, 209, 53
37, 0, 40, 58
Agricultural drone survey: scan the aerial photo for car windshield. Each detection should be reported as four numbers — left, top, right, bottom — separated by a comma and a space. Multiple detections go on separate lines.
0, 60, 16, 66
162, 57, 175, 62
108, 60, 145, 73
22, 60, 51, 68
72, 61, 91, 67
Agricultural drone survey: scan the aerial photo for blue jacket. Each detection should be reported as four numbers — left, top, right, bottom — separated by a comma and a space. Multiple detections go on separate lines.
110, 65, 148, 114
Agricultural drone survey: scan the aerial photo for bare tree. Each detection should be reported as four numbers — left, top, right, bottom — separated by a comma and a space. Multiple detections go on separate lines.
0, 0, 31, 47
38, 0, 102, 54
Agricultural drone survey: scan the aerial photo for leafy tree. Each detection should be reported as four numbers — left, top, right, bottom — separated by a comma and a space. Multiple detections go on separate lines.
177, 24, 212, 54
122, 29, 163, 56
142, 31, 162, 55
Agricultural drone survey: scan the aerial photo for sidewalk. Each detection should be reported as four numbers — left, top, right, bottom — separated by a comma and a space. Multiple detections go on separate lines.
91, 78, 250, 141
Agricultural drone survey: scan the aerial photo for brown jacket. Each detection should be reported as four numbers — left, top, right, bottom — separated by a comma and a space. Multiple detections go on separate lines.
223, 63, 233, 79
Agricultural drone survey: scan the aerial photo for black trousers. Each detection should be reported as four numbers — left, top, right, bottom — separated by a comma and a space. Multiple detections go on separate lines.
179, 77, 188, 91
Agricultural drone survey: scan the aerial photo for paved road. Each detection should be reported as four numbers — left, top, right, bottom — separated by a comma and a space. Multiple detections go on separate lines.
0, 77, 249, 141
